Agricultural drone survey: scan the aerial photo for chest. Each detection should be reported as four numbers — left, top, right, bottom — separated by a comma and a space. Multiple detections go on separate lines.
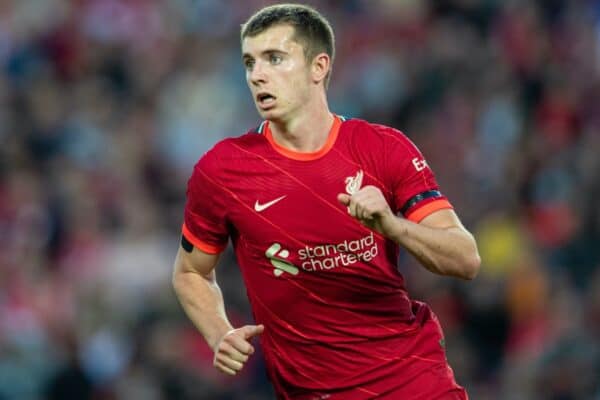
221, 157, 389, 247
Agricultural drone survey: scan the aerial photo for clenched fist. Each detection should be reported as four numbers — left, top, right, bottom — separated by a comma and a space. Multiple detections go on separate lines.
213, 324, 264, 375
337, 185, 396, 236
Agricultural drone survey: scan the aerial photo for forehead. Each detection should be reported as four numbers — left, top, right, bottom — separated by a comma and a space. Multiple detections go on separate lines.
242, 24, 303, 56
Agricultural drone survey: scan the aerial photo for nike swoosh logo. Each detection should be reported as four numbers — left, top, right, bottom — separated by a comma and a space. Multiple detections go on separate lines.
254, 195, 287, 212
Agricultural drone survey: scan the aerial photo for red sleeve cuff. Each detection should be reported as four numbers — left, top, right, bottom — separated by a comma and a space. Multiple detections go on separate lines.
405, 199, 453, 223
181, 223, 226, 254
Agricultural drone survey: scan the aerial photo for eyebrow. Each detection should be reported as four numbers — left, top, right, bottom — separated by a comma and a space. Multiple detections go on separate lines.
242, 49, 288, 60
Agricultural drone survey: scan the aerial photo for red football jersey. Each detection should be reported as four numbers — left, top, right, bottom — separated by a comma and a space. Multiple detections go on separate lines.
183, 116, 463, 399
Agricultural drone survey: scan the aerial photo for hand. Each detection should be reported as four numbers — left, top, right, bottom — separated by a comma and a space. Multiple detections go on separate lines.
337, 185, 395, 236
213, 324, 264, 376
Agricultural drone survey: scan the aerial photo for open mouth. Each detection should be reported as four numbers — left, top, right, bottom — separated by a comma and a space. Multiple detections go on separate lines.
257, 92, 276, 108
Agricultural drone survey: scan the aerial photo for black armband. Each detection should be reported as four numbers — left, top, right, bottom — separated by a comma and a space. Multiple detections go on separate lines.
181, 235, 194, 253
400, 190, 442, 215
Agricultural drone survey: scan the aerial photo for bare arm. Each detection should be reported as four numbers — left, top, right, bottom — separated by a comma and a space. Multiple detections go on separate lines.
172, 244, 263, 375
381, 209, 480, 279
338, 186, 480, 280
172, 246, 232, 348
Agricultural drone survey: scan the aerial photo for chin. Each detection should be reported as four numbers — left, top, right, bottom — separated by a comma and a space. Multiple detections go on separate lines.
258, 108, 281, 121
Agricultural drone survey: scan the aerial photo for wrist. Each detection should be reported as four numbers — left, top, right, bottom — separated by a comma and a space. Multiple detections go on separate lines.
382, 213, 408, 243
211, 328, 235, 352
208, 322, 235, 350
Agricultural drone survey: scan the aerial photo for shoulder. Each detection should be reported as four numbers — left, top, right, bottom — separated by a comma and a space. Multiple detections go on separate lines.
343, 118, 403, 138
192, 126, 266, 179
342, 118, 416, 150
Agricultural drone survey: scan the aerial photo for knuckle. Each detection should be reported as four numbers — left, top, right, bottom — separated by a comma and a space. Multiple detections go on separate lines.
218, 343, 231, 355
223, 332, 237, 343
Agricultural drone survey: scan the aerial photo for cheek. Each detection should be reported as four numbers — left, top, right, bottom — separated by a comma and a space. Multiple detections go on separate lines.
289, 70, 312, 93
285, 80, 308, 104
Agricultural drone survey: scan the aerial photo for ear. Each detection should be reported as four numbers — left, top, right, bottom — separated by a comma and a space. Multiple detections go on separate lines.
311, 53, 330, 85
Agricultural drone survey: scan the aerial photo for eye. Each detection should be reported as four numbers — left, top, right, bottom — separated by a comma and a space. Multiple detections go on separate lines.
244, 59, 255, 70
269, 54, 282, 65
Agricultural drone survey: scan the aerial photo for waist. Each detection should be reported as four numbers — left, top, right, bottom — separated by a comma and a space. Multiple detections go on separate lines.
262, 301, 445, 396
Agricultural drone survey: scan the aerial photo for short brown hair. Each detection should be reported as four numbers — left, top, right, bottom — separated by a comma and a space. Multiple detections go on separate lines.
241, 3, 335, 87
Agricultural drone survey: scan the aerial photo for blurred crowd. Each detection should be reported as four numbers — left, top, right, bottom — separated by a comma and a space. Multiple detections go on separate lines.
0, 0, 599, 399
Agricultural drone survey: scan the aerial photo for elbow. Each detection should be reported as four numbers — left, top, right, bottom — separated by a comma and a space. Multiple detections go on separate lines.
457, 234, 481, 280
461, 252, 481, 280
433, 233, 481, 280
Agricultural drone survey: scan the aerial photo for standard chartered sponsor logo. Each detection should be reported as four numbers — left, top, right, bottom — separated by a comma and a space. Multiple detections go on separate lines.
265, 243, 299, 276
299, 232, 378, 271
265, 232, 379, 277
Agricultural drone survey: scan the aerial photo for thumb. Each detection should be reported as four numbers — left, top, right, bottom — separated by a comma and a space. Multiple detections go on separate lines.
241, 324, 264, 340
337, 193, 351, 206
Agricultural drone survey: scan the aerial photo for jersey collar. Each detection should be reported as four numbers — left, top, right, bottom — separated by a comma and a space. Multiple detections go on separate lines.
263, 115, 342, 161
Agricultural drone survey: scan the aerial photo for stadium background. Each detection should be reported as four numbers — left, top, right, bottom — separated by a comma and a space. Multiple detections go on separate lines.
1, 0, 599, 399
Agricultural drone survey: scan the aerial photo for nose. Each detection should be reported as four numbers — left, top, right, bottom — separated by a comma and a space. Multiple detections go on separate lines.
249, 61, 267, 86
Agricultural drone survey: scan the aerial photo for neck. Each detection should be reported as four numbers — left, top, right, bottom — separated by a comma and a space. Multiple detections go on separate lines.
268, 92, 334, 153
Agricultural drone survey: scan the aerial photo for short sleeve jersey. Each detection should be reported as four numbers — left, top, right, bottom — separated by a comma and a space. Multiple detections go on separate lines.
183, 116, 453, 397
